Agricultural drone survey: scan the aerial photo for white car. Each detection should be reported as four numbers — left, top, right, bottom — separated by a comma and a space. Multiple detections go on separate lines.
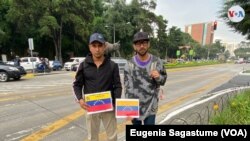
20, 57, 41, 70
111, 58, 128, 73
64, 57, 85, 71
71, 58, 128, 73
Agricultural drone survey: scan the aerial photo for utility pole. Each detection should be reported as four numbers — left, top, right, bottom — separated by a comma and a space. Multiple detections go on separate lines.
113, 25, 115, 44
207, 46, 210, 60
113, 25, 116, 57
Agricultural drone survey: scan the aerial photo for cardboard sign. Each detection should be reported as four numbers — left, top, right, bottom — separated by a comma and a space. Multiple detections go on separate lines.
116, 99, 139, 118
85, 91, 113, 114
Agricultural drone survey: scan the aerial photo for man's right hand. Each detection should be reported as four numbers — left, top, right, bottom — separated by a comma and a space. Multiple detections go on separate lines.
79, 99, 90, 110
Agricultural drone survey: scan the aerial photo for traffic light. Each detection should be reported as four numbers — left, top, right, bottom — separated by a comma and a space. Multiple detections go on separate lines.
213, 21, 217, 30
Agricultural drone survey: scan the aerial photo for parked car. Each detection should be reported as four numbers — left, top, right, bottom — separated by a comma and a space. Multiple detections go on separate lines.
111, 57, 128, 73
234, 58, 244, 64
71, 58, 128, 73
49, 60, 63, 71
0, 61, 27, 82
71, 63, 79, 71
64, 57, 85, 71
20, 57, 41, 70
176, 58, 185, 63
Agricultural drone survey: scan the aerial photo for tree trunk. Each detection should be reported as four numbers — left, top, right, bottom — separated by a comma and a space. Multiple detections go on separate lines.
58, 20, 63, 63
53, 36, 59, 61
52, 20, 63, 63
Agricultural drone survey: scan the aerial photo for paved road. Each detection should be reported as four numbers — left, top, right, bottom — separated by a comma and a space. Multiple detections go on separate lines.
0, 63, 249, 141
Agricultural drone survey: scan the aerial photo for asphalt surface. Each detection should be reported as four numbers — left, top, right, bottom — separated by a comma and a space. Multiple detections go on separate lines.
2, 65, 250, 141
209, 74, 250, 93
160, 71, 250, 125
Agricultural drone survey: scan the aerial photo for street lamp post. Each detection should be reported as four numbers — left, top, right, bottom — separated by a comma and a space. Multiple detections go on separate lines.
105, 24, 117, 57
165, 46, 168, 60
113, 25, 115, 44
105, 24, 116, 43
112, 25, 116, 57
207, 46, 210, 60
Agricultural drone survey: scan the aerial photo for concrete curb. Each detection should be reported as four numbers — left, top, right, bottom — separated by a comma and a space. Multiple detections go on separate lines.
239, 71, 250, 75
23, 71, 66, 78
158, 86, 250, 124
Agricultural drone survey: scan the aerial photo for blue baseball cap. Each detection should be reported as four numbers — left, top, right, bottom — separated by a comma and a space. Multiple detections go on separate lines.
89, 33, 105, 44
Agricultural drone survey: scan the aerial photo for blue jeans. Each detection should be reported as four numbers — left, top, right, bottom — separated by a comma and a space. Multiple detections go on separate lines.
132, 115, 156, 125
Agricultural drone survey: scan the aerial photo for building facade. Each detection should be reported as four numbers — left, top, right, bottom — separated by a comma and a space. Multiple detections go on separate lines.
222, 42, 239, 57
185, 22, 215, 46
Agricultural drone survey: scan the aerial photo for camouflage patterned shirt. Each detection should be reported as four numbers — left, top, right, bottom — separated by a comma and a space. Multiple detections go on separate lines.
124, 54, 167, 120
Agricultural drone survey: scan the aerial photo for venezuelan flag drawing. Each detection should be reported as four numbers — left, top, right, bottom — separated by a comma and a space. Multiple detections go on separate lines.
116, 99, 139, 118
85, 91, 113, 114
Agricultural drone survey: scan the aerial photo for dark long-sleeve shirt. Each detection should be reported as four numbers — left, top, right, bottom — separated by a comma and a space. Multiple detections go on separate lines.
72, 54, 122, 106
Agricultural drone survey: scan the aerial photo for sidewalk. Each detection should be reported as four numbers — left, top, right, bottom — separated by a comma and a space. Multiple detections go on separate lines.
23, 70, 70, 78
34, 71, 68, 76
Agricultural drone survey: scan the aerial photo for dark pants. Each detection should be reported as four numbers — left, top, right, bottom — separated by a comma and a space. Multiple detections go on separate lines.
132, 115, 156, 125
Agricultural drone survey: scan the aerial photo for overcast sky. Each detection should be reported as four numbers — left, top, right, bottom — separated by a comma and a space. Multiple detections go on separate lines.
127, 0, 248, 44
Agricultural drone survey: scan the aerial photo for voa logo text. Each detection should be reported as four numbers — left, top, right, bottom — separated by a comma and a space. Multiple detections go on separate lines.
228, 5, 245, 23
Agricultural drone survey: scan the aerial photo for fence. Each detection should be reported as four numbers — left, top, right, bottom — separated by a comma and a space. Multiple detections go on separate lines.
159, 86, 250, 125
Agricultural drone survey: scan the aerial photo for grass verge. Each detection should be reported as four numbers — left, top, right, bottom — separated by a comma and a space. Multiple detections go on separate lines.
166, 60, 224, 69
210, 90, 250, 124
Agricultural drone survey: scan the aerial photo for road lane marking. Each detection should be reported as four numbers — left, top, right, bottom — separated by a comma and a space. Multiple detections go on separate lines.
96, 73, 232, 141
23, 73, 35, 79
167, 64, 228, 73
10, 68, 232, 140
0, 96, 21, 102
71, 72, 76, 78
166, 71, 222, 85
158, 73, 231, 114
0, 90, 12, 92
21, 110, 85, 141
0, 84, 72, 94
0, 93, 68, 102
18, 72, 232, 141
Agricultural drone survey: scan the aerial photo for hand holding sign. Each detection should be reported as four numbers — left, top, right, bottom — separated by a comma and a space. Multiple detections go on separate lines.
79, 99, 90, 110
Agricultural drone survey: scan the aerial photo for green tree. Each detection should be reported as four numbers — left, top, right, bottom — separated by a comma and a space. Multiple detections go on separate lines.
7, 0, 94, 62
166, 27, 181, 58
193, 46, 207, 59
166, 26, 197, 58
234, 48, 250, 59
220, 0, 250, 40
1, 0, 171, 60
150, 15, 168, 59
102, 0, 162, 57
0, 0, 11, 55
205, 40, 225, 60
224, 50, 230, 59
102, 0, 134, 57
91, 0, 108, 34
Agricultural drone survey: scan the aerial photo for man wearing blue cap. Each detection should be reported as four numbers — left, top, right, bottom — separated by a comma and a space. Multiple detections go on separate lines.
73, 33, 122, 141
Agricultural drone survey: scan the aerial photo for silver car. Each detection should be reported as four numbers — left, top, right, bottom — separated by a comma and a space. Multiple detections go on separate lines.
111, 58, 128, 74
